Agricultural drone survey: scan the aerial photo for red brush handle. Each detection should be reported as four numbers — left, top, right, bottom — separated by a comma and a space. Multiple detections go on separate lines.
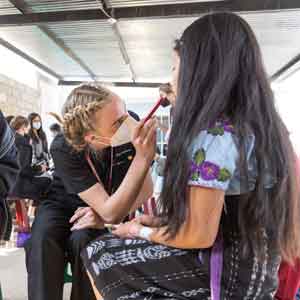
143, 97, 163, 124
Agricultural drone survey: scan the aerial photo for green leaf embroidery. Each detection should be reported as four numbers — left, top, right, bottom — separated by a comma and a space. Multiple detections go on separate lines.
208, 127, 225, 136
193, 148, 206, 165
191, 172, 199, 181
218, 168, 232, 182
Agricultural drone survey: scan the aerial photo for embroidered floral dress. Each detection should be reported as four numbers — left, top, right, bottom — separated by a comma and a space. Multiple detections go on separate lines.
81, 121, 280, 300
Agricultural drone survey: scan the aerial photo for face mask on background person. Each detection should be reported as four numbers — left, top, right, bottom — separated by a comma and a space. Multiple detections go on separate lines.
32, 122, 41, 130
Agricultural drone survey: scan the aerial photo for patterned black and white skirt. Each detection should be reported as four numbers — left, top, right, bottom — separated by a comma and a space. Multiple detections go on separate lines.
81, 234, 210, 300
81, 233, 280, 300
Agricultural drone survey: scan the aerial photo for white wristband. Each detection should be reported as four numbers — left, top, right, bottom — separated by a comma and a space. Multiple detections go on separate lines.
139, 226, 153, 241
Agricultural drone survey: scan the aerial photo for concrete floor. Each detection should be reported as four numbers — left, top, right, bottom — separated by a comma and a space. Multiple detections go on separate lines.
0, 247, 71, 300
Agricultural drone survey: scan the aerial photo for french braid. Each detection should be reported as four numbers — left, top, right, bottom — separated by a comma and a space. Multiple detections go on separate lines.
62, 84, 111, 151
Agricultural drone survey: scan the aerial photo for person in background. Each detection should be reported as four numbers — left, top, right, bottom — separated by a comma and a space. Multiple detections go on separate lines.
11, 116, 29, 136
153, 82, 177, 196
0, 111, 19, 240
82, 13, 300, 300
28, 112, 50, 173
49, 123, 62, 139
159, 81, 179, 145
159, 82, 176, 108
157, 83, 175, 135
10, 116, 51, 203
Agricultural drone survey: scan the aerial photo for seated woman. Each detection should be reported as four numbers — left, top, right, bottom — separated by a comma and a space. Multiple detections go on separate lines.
25, 84, 156, 300
81, 12, 300, 300
10, 116, 51, 202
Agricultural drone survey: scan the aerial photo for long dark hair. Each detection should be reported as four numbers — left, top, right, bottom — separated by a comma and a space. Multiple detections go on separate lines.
160, 12, 300, 262
28, 112, 47, 144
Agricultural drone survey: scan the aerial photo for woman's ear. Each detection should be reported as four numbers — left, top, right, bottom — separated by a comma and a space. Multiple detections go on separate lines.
85, 132, 110, 150
84, 132, 94, 145
84, 133, 99, 150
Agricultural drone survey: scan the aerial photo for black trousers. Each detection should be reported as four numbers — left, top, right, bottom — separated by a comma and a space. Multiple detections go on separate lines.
25, 199, 103, 300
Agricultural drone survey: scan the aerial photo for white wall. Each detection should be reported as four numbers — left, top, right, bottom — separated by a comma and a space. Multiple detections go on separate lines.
38, 75, 64, 145
273, 72, 300, 156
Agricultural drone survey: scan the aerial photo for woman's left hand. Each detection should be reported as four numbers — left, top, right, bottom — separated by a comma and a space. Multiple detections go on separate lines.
70, 207, 104, 231
112, 220, 143, 239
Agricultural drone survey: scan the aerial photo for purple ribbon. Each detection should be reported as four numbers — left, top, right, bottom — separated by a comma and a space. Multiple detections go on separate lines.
210, 233, 223, 300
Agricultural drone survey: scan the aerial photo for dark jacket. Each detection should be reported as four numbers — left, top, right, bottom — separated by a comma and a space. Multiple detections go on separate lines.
14, 133, 41, 177
0, 111, 19, 239
11, 133, 51, 201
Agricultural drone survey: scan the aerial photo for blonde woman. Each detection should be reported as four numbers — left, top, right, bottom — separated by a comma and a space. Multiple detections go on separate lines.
25, 84, 156, 300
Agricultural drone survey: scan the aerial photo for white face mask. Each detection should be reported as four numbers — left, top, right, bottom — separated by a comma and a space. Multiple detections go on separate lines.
110, 115, 138, 147
32, 122, 41, 130
95, 115, 138, 147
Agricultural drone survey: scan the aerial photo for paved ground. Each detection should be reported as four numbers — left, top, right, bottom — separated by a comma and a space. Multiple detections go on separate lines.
0, 247, 71, 300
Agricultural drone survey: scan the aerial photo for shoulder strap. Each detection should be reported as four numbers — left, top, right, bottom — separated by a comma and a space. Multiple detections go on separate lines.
85, 151, 102, 184
86, 149, 114, 194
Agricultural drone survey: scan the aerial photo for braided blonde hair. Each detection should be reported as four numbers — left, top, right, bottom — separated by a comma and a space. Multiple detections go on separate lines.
62, 83, 111, 151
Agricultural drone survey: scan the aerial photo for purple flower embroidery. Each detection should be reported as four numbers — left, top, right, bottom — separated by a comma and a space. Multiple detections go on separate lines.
189, 161, 200, 181
199, 161, 220, 181
223, 120, 234, 133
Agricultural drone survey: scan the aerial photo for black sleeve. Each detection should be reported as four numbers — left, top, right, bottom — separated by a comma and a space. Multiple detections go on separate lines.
41, 131, 49, 154
18, 144, 38, 177
42, 136, 51, 165
51, 143, 97, 195
44, 137, 50, 156
0, 111, 19, 197
18, 147, 33, 177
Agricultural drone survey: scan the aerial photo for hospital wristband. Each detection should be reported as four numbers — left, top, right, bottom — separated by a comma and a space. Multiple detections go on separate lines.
138, 226, 154, 241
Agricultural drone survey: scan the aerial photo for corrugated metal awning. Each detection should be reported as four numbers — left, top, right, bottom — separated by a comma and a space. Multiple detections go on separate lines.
0, 0, 20, 15
23, 0, 100, 12
106, 0, 223, 8
0, 1, 297, 84
47, 20, 132, 80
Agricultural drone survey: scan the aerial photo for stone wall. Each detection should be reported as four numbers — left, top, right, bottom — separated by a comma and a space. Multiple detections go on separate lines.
0, 74, 41, 117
